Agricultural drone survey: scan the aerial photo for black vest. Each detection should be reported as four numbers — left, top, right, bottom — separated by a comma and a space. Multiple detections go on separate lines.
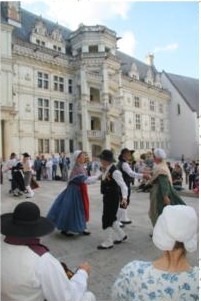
101, 165, 119, 195
117, 159, 132, 187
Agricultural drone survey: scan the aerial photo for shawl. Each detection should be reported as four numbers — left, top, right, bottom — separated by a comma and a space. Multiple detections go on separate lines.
69, 163, 87, 180
150, 161, 172, 185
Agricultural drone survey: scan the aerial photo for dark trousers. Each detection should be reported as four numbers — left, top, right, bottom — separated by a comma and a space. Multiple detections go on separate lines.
52, 165, 57, 180
36, 168, 41, 181
102, 192, 119, 229
189, 174, 195, 190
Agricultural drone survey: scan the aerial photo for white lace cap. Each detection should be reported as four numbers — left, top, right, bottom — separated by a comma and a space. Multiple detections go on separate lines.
153, 205, 198, 253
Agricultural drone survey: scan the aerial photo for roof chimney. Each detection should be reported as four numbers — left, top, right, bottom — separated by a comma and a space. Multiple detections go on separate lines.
146, 53, 154, 66
1, 1, 21, 28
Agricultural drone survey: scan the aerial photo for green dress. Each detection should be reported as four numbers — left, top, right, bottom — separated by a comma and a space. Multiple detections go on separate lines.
149, 174, 186, 226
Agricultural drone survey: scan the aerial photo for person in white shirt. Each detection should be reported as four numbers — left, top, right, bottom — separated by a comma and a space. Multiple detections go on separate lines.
97, 150, 128, 250
22, 152, 34, 198
117, 148, 150, 224
46, 157, 53, 180
2, 152, 17, 193
1, 201, 96, 301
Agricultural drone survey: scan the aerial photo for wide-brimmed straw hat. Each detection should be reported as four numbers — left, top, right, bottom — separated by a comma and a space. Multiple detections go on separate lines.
1, 202, 55, 238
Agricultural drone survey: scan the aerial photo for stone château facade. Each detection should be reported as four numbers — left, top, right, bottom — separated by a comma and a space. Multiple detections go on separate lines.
2, 1, 194, 161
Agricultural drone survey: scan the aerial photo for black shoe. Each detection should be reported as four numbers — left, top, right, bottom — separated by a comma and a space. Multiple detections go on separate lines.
61, 231, 75, 237
121, 221, 132, 225
97, 244, 114, 250
82, 230, 91, 235
114, 235, 128, 244
13, 193, 20, 197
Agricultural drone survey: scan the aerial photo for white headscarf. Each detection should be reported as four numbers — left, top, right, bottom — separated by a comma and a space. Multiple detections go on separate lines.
153, 205, 198, 253
70, 150, 83, 169
154, 148, 166, 160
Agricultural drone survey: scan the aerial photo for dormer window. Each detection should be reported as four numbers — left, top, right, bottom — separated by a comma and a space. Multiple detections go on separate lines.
51, 29, 62, 42
129, 63, 139, 80
33, 20, 47, 36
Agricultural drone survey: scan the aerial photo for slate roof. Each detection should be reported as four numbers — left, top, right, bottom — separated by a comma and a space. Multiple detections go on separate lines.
163, 72, 199, 115
1, 5, 155, 81
11, 8, 72, 43
1, 4, 198, 101
116, 51, 158, 81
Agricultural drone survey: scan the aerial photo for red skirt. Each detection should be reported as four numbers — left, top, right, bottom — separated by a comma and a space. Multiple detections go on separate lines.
80, 183, 90, 222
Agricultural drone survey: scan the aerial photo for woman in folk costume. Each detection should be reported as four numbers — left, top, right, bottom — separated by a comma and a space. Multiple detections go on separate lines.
47, 150, 101, 236
149, 148, 185, 227
112, 205, 198, 301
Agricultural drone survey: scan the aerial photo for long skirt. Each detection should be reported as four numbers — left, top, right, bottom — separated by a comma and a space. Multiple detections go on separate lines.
47, 182, 86, 233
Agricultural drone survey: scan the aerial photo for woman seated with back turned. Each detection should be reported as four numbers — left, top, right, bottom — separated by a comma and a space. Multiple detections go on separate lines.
112, 205, 198, 301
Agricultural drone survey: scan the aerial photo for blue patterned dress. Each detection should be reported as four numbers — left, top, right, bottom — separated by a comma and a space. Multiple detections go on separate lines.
112, 261, 198, 301
47, 174, 87, 233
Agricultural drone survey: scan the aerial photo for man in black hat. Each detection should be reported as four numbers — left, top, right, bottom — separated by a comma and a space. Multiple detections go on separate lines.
117, 148, 150, 224
97, 150, 128, 250
1, 202, 96, 301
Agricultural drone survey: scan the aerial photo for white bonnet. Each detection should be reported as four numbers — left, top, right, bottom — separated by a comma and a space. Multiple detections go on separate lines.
153, 205, 198, 253
73, 150, 83, 162
70, 150, 83, 169
154, 148, 166, 160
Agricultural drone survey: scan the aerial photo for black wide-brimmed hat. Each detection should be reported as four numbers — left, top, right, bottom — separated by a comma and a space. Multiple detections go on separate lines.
120, 148, 135, 155
1, 202, 55, 238
22, 152, 30, 157
98, 150, 115, 162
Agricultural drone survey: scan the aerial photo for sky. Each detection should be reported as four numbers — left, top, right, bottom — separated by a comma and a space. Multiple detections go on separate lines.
21, 0, 199, 78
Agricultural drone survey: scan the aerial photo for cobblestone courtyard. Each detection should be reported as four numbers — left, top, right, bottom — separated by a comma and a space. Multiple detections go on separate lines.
1, 180, 199, 301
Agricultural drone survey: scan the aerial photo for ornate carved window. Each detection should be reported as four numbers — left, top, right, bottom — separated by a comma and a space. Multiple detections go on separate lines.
51, 28, 62, 42
160, 119, 164, 132
55, 139, 65, 153
54, 101, 65, 122
89, 45, 98, 53
151, 117, 155, 131
33, 20, 47, 36
159, 103, 163, 113
38, 98, 49, 121
38, 139, 49, 153
135, 114, 141, 130
54, 76, 64, 92
150, 100, 155, 111
38, 72, 49, 89
69, 103, 73, 124
129, 63, 139, 79
134, 96, 140, 108
68, 79, 73, 94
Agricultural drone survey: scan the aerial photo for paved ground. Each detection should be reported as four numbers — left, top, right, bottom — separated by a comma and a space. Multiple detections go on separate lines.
1, 179, 199, 301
